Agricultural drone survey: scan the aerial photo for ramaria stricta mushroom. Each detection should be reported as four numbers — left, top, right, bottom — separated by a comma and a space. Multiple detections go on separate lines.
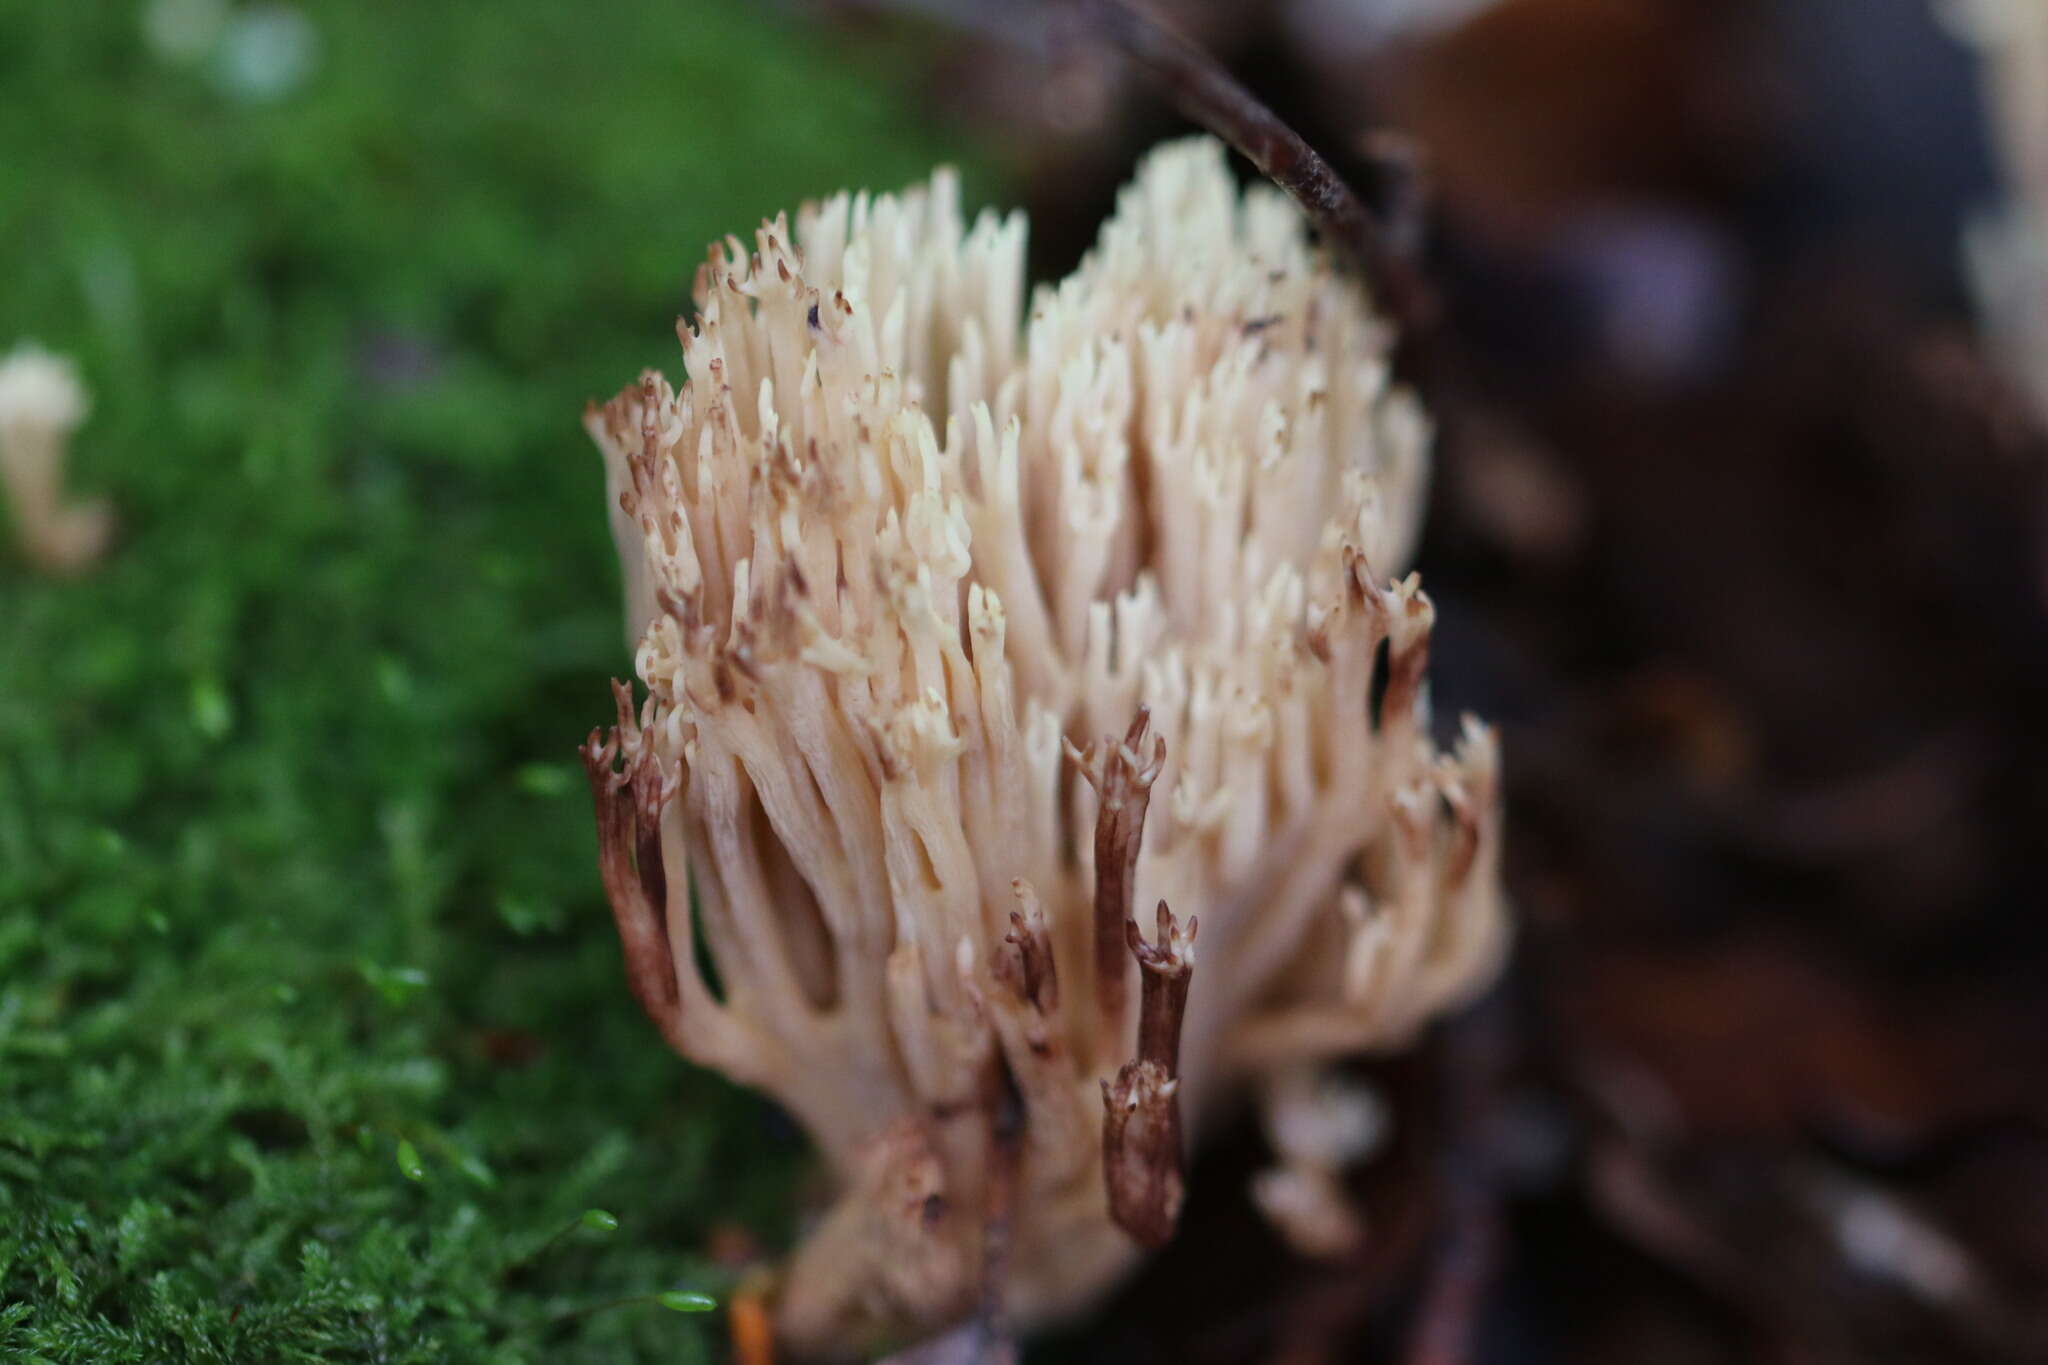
580, 137, 1508, 1355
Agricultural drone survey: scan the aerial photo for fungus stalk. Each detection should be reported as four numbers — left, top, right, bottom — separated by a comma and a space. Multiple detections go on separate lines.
580, 138, 1508, 1353
0, 343, 111, 573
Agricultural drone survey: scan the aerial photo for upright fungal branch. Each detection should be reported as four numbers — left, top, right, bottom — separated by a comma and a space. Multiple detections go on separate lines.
581, 138, 1508, 1353
0, 343, 112, 573
1069, 707, 1165, 1060
1103, 901, 1195, 1249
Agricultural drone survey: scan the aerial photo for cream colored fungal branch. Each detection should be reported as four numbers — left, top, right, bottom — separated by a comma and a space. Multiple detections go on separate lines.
580, 137, 1507, 1353
0, 343, 112, 573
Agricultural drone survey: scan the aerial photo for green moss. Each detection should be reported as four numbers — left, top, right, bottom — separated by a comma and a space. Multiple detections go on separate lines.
0, 2, 978, 1358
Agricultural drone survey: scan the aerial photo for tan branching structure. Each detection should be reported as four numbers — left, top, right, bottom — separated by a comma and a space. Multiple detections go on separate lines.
0, 343, 112, 573
580, 138, 1507, 1354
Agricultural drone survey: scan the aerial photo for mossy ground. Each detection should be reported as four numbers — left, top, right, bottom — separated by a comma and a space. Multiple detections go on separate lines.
0, 4, 977, 1359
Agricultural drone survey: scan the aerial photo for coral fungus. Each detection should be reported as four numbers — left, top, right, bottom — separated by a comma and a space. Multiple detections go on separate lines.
580, 138, 1506, 1352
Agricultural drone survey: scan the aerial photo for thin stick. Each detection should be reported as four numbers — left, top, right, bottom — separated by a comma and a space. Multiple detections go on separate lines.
1078, 0, 1438, 347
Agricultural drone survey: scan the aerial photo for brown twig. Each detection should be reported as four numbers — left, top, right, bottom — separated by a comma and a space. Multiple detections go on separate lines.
1076, 0, 1439, 355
